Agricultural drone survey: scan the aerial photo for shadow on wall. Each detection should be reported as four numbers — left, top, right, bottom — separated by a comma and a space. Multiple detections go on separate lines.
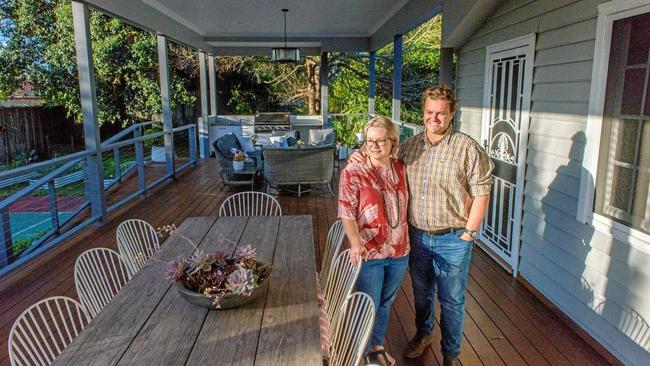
541, 132, 595, 317
595, 302, 650, 350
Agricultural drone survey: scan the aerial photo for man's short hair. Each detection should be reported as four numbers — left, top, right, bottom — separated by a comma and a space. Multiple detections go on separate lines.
422, 85, 457, 113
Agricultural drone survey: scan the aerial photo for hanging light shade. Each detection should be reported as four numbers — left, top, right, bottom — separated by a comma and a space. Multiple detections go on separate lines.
271, 9, 300, 63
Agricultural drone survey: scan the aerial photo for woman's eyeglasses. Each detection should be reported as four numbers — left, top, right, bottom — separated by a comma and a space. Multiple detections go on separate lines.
366, 138, 390, 147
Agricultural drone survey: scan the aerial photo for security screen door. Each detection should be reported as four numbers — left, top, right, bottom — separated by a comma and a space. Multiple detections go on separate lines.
479, 34, 535, 275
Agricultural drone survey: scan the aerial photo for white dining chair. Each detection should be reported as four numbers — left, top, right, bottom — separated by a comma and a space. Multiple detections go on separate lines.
320, 219, 345, 289
74, 248, 132, 318
323, 249, 361, 325
218, 191, 282, 217
8, 296, 91, 366
329, 292, 375, 366
116, 218, 160, 274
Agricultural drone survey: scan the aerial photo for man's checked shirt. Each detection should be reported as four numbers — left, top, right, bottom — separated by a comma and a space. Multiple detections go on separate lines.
399, 127, 494, 231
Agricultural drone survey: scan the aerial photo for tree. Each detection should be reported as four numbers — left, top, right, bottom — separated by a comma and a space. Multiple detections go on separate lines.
0, 0, 196, 131
329, 15, 442, 124
1, 1, 441, 127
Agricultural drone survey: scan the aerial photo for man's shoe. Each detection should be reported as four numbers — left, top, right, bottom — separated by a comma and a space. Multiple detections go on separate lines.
404, 332, 434, 358
443, 357, 459, 366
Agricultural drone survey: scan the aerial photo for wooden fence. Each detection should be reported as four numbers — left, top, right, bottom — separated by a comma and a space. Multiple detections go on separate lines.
0, 107, 82, 164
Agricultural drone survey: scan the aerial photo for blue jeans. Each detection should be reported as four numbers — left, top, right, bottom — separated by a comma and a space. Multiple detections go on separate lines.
409, 225, 473, 359
355, 256, 409, 350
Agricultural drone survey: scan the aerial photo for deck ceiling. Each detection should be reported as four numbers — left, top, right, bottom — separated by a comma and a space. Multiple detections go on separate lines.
84, 0, 442, 55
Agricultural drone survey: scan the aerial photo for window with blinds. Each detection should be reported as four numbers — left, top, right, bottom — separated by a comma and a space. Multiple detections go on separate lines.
595, 12, 650, 234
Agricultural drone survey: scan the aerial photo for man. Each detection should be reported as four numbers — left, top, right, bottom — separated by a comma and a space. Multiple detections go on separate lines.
351, 85, 494, 365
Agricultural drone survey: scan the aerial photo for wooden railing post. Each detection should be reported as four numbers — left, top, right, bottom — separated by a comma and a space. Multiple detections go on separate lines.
368, 51, 376, 115
392, 34, 403, 123
113, 147, 121, 181
72, 1, 106, 223
134, 127, 146, 197
48, 180, 60, 234
157, 35, 175, 176
189, 125, 197, 164
0, 208, 12, 267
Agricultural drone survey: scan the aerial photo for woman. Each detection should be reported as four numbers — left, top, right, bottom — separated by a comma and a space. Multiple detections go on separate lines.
338, 116, 409, 366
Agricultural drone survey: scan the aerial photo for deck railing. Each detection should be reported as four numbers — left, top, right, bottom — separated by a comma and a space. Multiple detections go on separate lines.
0, 122, 197, 275
329, 113, 424, 143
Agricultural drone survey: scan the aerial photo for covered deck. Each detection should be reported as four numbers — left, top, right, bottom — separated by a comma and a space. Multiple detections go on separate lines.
0, 159, 614, 366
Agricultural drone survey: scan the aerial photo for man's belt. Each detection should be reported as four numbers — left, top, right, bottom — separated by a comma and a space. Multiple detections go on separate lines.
422, 227, 465, 235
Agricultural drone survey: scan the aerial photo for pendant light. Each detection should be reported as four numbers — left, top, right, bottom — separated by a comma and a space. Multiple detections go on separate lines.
271, 9, 300, 63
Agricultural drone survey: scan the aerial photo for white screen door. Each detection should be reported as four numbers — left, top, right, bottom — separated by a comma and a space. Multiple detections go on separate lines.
479, 34, 536, 276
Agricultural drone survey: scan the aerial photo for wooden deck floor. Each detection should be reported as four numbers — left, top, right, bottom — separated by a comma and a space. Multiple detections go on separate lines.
0, 158, 616, 366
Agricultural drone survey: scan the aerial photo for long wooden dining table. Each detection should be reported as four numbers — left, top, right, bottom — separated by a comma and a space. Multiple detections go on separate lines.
53, 215, 322, 365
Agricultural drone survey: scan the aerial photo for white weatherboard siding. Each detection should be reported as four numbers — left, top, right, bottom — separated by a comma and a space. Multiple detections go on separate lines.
454, 0, 650, 364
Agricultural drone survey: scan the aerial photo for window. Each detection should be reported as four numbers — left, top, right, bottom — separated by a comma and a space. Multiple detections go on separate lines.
594, 11, 650, 235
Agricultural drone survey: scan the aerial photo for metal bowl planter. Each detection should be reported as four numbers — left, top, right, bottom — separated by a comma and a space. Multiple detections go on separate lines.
174, 264, 272, 310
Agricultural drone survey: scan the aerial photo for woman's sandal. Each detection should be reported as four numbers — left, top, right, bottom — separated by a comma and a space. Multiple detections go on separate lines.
365, 349, 395, 366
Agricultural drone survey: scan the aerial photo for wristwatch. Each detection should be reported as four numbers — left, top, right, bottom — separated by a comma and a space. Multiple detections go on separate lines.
464, 229, 478, 240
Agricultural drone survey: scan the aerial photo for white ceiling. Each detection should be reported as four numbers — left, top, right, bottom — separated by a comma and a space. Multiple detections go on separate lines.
84, 0, 443, 55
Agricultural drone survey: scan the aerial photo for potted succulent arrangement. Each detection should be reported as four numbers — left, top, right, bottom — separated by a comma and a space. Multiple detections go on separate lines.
160, 224, 272, 309
231, 148, 245, 171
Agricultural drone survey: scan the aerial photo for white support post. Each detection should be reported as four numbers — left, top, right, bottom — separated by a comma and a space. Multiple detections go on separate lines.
392, 35, 403, 123
439, 47, 454, 87
320, 52, 329, 128
157, 34, 175, 176
198, 51, 209, 158
368, 51, 376, 115
208, 55, 217, 116
71, 1, 106, 223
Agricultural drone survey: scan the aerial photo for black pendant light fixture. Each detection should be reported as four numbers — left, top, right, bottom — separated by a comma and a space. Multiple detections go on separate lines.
271, 8, 300, 63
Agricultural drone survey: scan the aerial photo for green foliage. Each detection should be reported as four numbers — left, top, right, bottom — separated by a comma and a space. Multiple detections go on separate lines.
332, 117, 366, 148
143, 123, 164, 149
0, 0, 196, 127
1, 2, 442, 127
13, 229, 48, 255
329, 15, 442, 124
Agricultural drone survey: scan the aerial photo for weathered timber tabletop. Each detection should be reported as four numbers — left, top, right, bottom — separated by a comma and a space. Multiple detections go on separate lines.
52, 215, 321, 366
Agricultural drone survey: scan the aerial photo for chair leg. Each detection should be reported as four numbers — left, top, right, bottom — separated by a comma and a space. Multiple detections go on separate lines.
327, 182, 334, 196
298, 184, 301, 197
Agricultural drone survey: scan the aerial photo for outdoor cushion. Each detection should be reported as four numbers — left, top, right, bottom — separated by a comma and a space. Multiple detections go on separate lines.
309, 128, 335, 146
272, 130, 297, 139
238, 135, 255, 152
256, 135, 272, 146
214, 133, 242, 160
286, 136, 297, 147
269, 135, 288, 148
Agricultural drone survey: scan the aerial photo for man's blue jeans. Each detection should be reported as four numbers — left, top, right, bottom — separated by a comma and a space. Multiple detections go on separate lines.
409, 225, 473, 359
356, 255, 409, 349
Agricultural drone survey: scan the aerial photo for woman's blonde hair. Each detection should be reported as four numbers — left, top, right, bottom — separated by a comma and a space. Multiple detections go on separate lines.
363, 115, 399, 158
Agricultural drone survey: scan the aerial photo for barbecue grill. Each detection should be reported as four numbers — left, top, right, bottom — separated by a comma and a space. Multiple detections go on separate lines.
253, 112, 291, 133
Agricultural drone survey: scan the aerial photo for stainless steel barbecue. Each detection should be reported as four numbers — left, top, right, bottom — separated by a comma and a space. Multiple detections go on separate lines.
253, 112, 291, 133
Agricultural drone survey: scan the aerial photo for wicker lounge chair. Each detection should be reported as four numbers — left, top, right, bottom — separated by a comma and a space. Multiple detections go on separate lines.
262, 145, 335, 196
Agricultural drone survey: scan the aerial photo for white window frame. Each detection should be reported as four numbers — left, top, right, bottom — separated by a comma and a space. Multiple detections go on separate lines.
578, 0, 650, 250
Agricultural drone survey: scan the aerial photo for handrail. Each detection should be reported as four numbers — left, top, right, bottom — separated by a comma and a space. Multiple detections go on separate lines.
0, 159, 85, 211
0, 121, 156, 181
0, 150, 93, 181
103, 121, 155, 144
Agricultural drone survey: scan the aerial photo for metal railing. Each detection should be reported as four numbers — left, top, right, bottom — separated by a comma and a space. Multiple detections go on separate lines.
329, 113, 424, 143
0, 122, 197, 275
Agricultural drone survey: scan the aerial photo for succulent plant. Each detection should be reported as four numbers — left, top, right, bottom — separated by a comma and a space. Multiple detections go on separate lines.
233, 244, 257, 261
161, 227, 270, 305
188, 250, 217, 273
225, 266, 256, 296
164, 259, 187, 281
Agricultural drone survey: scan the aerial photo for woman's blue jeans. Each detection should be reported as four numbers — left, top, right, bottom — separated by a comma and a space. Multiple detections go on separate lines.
408, 225, 473, 360
355, 255, 409, 350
